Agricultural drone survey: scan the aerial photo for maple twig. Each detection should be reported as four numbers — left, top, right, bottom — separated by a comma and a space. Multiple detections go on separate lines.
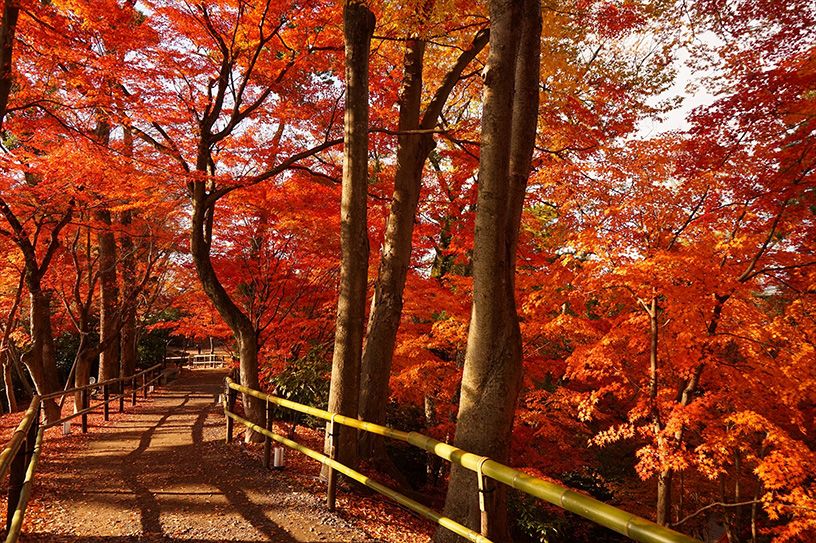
673, 500, 763, 527
207, 137, 344, 206
742, 260, 816, 282
369, 127, 447, 136
737, 205, 786, 283
668, 185, 710, 250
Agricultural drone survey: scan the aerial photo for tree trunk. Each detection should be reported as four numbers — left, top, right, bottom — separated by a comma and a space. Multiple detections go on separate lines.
26, 289, 61, 422
96, 208, 120, 382
190, 184, 264, 441
0, 1, 20, 128
119, 209, 138, 378
2, 355, 16, 412
657, 469, 672, 527
645, 296, 672, 526
359, 28, 490, 459
359, 38, 426, 453
436, 1, 540, 541
325, 0, 375, 470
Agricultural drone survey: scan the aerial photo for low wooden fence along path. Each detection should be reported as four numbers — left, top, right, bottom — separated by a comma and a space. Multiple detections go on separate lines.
225, 378, 703, 543
0, 367, 703, 543
0, 369, 373, 543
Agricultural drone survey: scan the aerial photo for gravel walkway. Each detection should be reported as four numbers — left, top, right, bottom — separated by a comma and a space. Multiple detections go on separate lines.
24, 369, 376, 543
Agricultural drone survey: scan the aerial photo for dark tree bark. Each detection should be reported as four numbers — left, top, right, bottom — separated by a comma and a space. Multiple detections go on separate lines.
119, 208, 138, 378
191, 184, 264, 441
435, 0, 541, 541
96, 207, 120, 381
358, 29, 489, 458
325, 0, 375, 469
120, 129, 138, 379
358, 38, 426, 457
0, 0, 19, 128
91, 120, 121, 382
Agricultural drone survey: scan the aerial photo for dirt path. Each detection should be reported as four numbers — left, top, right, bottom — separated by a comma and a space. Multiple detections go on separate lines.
25, 369, 377, 543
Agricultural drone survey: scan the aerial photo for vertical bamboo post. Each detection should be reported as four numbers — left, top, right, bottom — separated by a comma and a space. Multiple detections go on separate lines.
119, 379, 125, 413
326, 415, 339, 511
224, 381, 236, 444
477, 457, 491, 537
263, 399, 273, 469
80, 388, 88, 433
103, 383, 110, 421
131, 376, 137, 406
143, 372, 148, 399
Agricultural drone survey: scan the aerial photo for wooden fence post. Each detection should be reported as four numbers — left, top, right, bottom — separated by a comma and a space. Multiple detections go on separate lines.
224, 381, 236, 444
263, 399, 273, 469
143, 372, 148, 399
80, 388, 88, 433
119, 380, 125, 413
326, 415, 340, 511
131, 376, 137, 406
103, 384, 110, 421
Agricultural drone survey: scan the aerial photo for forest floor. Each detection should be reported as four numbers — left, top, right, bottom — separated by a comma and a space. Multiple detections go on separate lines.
9, 369, 432, 543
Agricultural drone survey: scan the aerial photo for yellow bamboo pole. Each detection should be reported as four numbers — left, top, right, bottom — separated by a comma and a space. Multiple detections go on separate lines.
225, 409, 490, 543
0, 397, 41, 480
226, 378, 701, 543
5, 428, 44, 543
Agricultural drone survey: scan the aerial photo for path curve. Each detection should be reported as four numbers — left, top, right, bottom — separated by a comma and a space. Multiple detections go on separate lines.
25, 369, 376, 543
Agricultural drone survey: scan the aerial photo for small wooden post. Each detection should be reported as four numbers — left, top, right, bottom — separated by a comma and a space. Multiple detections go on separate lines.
142, 372, 148, 399
131, 376, 137, 406
103, 383, 110, 421
119, 380, 125, 413
477, 458, 492, 538
263, 399, 273, 469
326, 416, 339, 511
224, 381, 236, 444
80, 388, 88, 433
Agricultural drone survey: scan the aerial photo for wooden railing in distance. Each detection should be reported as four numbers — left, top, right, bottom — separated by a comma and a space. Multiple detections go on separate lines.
0, 363, 172, 542
224, 378, 701, 543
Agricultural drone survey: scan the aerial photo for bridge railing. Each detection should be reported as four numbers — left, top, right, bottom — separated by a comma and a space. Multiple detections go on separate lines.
0, 363, 172, 541
224, 377, 701, 543
165, 354, 226, 369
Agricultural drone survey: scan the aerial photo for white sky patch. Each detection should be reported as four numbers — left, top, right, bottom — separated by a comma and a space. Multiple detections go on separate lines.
637, 30, 726, 138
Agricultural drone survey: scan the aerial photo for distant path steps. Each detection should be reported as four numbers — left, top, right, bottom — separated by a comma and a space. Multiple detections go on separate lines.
25, 369, 376, 543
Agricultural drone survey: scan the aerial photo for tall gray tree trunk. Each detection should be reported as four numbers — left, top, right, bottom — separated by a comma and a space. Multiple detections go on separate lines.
325, 0, 375, 469
358, 29, 490, 458
119, 129, 138, 379
359, 38, 426, 454
0, 0, 20, 128
96, 207, 120, 381
436, 1, 540, 541
119, 208, 138, 378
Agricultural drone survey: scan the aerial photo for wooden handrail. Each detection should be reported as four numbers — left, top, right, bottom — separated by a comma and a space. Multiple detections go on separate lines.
40, 363, 163, 400
0, 363, 172, 541
225, 377, 702, 543
0, 398, 40, 481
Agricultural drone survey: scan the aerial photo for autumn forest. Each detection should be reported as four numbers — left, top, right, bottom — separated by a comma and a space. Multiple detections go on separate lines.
0, 0, 813, 542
